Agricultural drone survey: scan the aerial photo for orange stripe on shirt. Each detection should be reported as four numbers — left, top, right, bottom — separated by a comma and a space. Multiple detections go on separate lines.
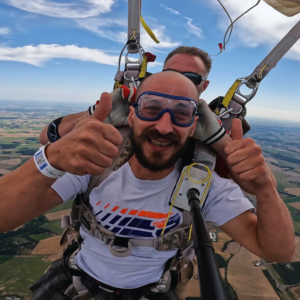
104, 204, 110, 209
138, 210, 172, 219
96, 201, 101, 206
120, 209, 128, 214
153, 220, 168, 228
129, 209, 139, 215
112, 206, 119, 212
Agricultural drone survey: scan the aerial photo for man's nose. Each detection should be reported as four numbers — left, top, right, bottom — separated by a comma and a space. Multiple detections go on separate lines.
154, 112, 174, 135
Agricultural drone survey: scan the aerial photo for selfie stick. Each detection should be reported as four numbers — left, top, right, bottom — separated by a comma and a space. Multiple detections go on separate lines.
187, 188, 227, 300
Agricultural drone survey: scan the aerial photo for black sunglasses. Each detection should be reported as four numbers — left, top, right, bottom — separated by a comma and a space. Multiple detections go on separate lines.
163, 69, 207, 86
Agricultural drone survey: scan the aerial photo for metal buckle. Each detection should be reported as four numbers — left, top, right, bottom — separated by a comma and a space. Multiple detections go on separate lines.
235, 77, 259, 104
175, 257, 190, 274
125, 49, 143, 70
219, 107, 243, 119
98, 284, 114, 293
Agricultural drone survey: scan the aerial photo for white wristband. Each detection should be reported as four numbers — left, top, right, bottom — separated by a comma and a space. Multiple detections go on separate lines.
34, 143, 66, 179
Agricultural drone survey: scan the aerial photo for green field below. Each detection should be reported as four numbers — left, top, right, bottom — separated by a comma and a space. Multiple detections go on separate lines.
0, 256, 50, 297
273, 172, 299, 191
29, 233, 52, 241
285, 203, 298, 212
41, 220, 64, 235
293, 222, 300, 232
284, 197, 300, 204
266, 263, 285, 285
291, 215, 300, 222
282, 203, 300, 233
46, 201, 73, 214
277, 160, 295, 169
0, 256, 14, 266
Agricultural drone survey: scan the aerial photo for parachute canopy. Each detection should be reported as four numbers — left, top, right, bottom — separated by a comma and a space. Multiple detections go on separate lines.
263, 0, 300, 16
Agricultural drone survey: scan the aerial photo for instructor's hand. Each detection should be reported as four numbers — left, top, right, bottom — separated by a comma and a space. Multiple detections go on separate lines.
47, 93, 123, 175
224, 119, 273, 190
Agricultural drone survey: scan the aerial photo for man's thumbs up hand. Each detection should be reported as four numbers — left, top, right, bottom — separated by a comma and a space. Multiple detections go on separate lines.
231, 119, 243, 141
224, 118, 271, 189
47, 92, 123, 176
91, 92, 112, 122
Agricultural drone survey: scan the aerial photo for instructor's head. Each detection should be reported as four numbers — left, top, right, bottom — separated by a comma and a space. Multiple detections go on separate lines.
163, 46, 211, 97
128, 71, 199, 172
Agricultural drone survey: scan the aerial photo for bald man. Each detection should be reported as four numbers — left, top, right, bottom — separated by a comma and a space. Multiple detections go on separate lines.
0, 72, 294, 300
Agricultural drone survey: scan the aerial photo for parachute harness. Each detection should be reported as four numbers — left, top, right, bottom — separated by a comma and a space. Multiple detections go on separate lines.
161, 164, 212, 238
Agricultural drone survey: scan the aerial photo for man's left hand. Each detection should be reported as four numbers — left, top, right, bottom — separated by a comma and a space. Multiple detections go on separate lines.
224, 119, 273, 191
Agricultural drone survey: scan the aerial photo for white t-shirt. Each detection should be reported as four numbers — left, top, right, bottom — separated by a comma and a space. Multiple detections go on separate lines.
52, 162, 254, 288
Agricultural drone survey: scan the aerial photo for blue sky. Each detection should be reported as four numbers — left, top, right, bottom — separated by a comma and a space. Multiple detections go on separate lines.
0, 0, 299, 122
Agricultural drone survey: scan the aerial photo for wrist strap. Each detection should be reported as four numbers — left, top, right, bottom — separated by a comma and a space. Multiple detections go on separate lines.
88, 100, 100, 115
88, 105, 96, 116
34, 143, 66, 179
47, 117, 63, 143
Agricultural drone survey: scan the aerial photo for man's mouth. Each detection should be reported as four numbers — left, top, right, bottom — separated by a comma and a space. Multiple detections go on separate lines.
148, 138, 172, 147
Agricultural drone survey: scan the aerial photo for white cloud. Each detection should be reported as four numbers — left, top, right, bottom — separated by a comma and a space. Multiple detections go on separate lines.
1, 0, 114, 18
0, 27, 11, 35
160, 4, 180, 15
185, 17, 203, 38
77, 17, 179, 52
209, 0, 300, 60
0, 44, 120, 66
75, 17, 127, 41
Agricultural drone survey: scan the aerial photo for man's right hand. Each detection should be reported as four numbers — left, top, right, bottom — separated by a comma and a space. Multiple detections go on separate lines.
46, 92, 123, 176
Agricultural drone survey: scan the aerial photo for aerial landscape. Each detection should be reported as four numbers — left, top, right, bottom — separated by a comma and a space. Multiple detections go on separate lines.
0, 101, 299, 300
0, 0, 300, 298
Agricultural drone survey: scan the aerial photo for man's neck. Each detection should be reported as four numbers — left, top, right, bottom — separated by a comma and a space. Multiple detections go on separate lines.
128, 155, 175, 181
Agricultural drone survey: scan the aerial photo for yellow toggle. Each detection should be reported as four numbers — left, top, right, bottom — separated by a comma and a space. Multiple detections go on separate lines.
139, 55, 148, 78
257, 64, 268, 80
221, 79, 243, 109
189, 224, 193, 241
141, 15, 160, 44
130, 29, 136, 40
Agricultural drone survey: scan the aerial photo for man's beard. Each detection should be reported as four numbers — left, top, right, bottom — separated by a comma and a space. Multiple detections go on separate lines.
130, 128, 189, 172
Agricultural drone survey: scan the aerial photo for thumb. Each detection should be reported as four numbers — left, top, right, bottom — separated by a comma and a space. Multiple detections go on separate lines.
92, 92, 112, 122
231, 119, 243, 140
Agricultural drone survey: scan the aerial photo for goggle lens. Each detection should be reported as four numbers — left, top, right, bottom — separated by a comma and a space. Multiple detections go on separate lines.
134, 92, 198, 127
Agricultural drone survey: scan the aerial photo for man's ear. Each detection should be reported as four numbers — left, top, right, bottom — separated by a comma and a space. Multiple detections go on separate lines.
202, 80, 210, 93
128, 106, 135, 128
189, 116, 199, 137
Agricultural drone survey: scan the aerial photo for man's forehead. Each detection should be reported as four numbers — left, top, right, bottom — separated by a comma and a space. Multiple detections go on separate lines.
139, 72, 198, 100
164, 54, 207, 76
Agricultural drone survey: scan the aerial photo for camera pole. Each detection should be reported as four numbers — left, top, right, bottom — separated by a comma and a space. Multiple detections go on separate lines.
187, 188, 227, 300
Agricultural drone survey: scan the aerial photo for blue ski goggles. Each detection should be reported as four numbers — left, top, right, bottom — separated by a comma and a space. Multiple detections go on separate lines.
132, 91, 198, 127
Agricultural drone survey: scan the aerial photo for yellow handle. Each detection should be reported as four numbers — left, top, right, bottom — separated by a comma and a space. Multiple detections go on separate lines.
222, 79, 242, 109
141, 15, 160, 44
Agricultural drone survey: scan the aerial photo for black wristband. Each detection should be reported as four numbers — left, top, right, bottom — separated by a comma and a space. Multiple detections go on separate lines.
88, 105, 96, 116
47, 117, 63, 143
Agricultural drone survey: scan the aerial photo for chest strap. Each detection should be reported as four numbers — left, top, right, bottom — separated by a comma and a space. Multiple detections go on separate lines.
63, 199, 192, 258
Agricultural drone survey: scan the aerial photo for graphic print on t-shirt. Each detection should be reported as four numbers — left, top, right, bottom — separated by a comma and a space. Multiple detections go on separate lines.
92, 201, 181, 238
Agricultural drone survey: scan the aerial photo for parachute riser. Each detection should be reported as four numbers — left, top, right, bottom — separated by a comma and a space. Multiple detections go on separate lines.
114, 0, 145, 89
128, 0, 141, 53
247, 20, 300, 88
214, 20, 300, 127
